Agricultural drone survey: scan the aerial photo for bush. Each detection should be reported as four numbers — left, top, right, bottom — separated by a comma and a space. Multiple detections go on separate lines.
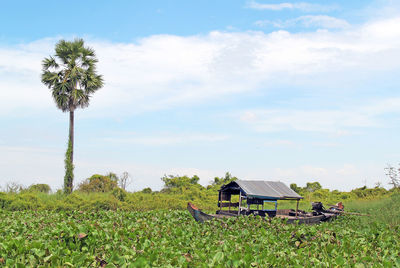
83, 195, 121, 210
0, 192, 13, 209
141, 187, 152, 194
77, 174, 118, 193
62, 192, 86, 210
112, 187, 127, 202
28, 184, 51, 193
8, 193, 42, 211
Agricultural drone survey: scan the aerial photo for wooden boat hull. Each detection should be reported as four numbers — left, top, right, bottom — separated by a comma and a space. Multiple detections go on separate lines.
276, 214, 325, 224
187, 202, 218, 223
187, 203, 337, 224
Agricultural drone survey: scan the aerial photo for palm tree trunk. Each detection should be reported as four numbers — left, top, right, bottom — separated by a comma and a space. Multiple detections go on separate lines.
69, 110, 74, 164
67, 109, 74, 192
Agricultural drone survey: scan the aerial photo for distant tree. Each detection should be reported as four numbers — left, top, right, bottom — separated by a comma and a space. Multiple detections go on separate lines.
41, 39, 104, 194
5, 182, 25, 193
290, 183, 301, 193
212, 172, 238, 186
160, 175, 203, 194
118, 171, 132, 191
305, 182, 322, 192
77, 174, 118, 193
28, 184, 51, 194
142, 187, 152, 194
112, 187, 127, 202
385, 164, 400, 188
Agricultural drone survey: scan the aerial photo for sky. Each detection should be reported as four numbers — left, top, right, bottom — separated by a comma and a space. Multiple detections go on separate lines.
1, 0, 400, 192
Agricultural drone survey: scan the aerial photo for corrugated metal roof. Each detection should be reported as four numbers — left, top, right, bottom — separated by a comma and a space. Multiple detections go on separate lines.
234, 180, 303, 200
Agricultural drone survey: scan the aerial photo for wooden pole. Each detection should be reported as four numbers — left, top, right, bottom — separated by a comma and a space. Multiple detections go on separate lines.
238, 192, 242, 216
228, 195, 231, 212
296, 199, 299, 218
219, 191, 222, 212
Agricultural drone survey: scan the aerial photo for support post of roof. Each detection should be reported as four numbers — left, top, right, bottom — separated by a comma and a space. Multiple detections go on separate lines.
219, 191, 222, 213
238, 192, 242, 216
296, 199, 299, 218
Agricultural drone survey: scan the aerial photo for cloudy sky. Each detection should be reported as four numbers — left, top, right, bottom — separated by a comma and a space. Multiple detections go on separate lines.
1, 0, 399, 191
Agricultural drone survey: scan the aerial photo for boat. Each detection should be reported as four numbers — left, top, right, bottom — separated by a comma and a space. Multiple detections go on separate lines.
188, 202, 335, 224
187, 202, 224, 223
187, 180, 342, 224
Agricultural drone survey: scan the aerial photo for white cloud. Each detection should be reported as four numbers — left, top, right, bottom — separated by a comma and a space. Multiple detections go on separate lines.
247, 1, 337, 12
239, 98, 400, 133
255, 15, 350, 29
267, 164, 385, 190
101, 133, 229, 146
1, 16, 400, 118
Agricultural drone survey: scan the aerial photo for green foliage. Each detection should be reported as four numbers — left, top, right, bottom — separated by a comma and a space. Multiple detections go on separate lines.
41, 38, 104, 113
207, 172, 238, 190
0, 198, 398, 267
305, 181, 322, 192
0, 177, 395, 213
28, 183, 51, 194
8, 193, 43, 211
161, 175, 200, 190
141, 187, 152, 194
77, 174, 118, 193
288, 182, 390, 206
290, 183, 301, 193
0, 192, 13, 209
347, 193, 400, 227
212, 172, 237, 186
111, 187, 127, 202
0, 178, 399, 266
106, 172, 119, 182
82, 194, 121, 211
64, 139, 74, 194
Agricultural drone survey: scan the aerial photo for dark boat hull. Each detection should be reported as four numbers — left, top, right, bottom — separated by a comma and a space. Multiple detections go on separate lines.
187, 203, 336, 224
187, 203, 218, 223
276, 214, 325, 224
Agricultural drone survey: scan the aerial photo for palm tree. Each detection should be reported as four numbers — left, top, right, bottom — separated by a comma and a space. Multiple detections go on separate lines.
41, 39, 103, 193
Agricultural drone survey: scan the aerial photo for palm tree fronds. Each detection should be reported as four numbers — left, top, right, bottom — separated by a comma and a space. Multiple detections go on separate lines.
42, 56, 59, 70
43, 38, 103, 112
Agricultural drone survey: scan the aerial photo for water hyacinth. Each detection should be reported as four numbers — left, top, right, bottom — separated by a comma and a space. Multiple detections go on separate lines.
0, 197, 399, 267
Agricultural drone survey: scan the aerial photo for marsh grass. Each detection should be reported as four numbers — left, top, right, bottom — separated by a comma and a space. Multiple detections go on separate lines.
347, 193, 400, 227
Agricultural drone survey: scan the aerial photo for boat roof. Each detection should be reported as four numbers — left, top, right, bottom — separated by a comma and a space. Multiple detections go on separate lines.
220, 180, 303, 200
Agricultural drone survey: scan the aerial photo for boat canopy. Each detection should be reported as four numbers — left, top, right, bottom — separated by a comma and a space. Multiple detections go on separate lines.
219, 180, 303, 200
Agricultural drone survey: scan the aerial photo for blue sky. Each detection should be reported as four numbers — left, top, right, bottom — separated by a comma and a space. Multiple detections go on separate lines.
1, 0, 400, 191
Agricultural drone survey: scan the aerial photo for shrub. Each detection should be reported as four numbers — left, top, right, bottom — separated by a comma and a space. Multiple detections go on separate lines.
28, 184, 51, 193
77, 174, 118, 193
0, 192, 13, 209
83, 195, 121, 210
141, 187, 152, 194
112, 187, 127, 202
8, 193, 42, 211
62, 192, 86, 210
